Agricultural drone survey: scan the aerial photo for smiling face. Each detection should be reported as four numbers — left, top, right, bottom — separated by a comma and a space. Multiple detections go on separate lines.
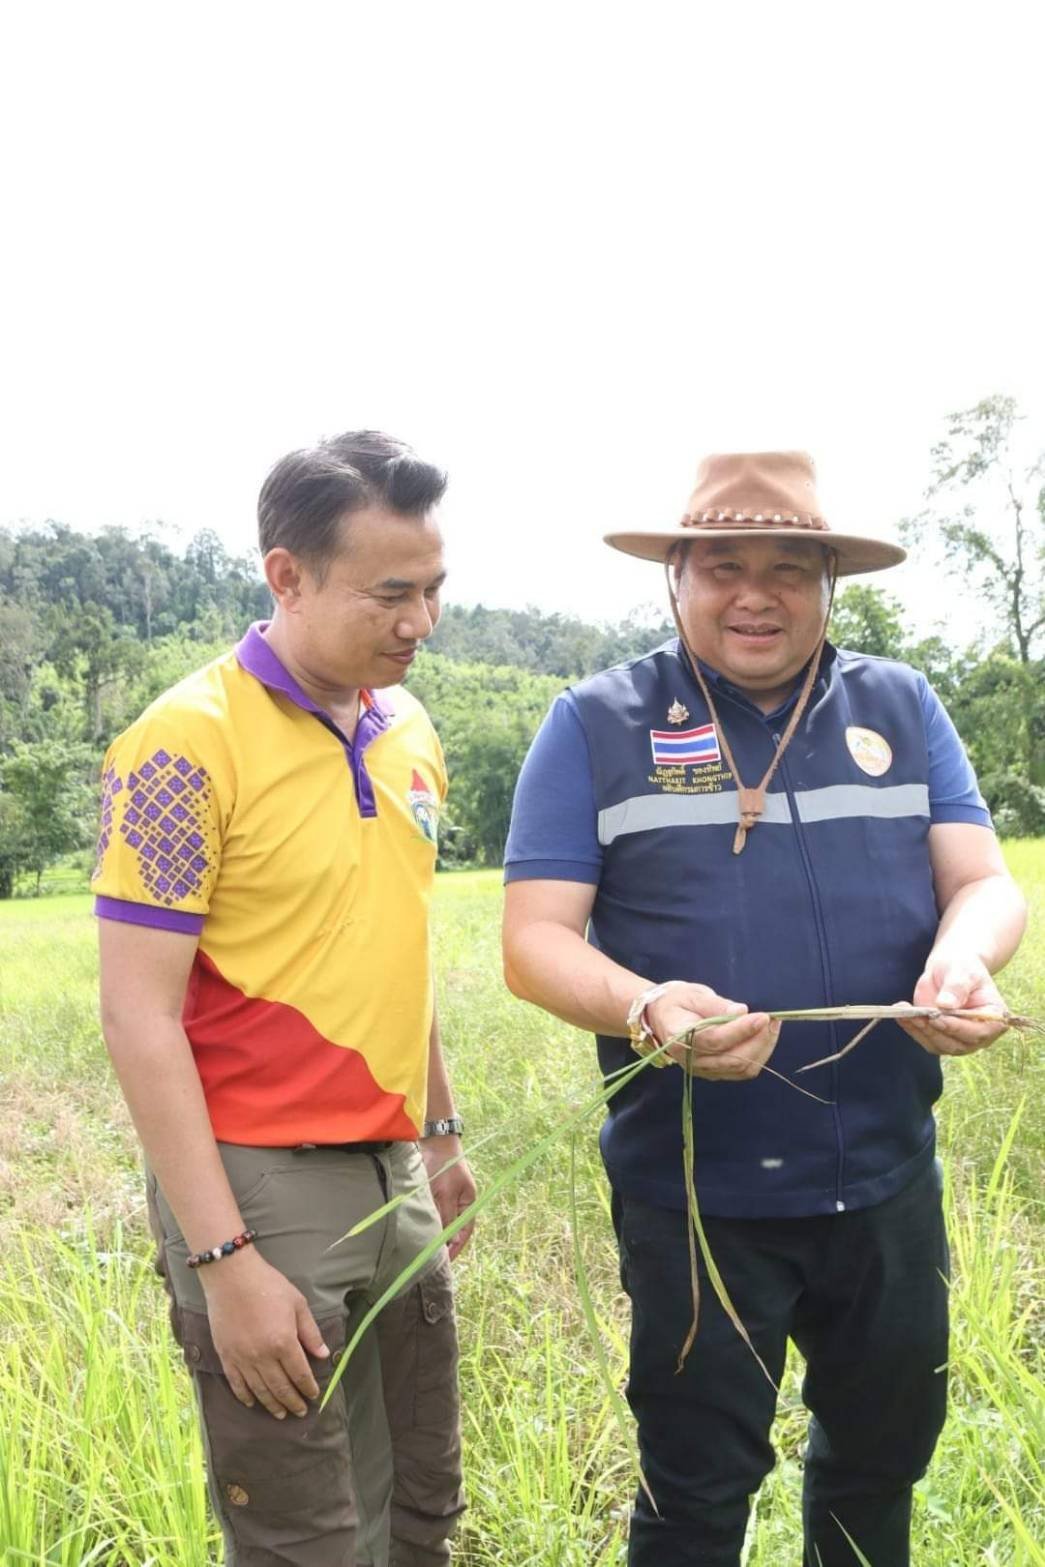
675, 535, 831, 711
265, 504, 446, 695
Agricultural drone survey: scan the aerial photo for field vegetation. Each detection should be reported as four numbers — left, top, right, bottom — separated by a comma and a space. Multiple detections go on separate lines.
0, 849, 1042, 1564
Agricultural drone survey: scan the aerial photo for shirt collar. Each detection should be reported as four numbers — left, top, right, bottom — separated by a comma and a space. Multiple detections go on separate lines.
235, 622, 392, 728
674, 638, 837, 721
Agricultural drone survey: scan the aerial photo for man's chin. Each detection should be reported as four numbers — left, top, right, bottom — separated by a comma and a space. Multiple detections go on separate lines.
370, 653, 417, 688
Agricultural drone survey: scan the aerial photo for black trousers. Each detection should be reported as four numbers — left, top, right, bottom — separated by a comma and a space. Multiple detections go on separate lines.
612, 1163, 950, 1567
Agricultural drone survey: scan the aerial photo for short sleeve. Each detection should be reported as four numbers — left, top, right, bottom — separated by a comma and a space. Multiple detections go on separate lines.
91, 720, 223, 934
919, 678, 992, 827
503, 694, 602, 883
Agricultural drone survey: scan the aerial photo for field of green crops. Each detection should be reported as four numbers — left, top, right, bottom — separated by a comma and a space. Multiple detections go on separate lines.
0, 848, 1042, 1564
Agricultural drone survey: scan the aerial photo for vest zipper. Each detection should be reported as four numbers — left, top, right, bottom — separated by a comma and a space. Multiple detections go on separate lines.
772, 732, 848, 1213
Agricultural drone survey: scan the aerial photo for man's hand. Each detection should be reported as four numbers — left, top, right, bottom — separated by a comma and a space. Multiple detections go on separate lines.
422, 1136, 477, 1261
898, 951, 1011, 1057
201, 1249, 330, 1418
645, 982, 781, 1080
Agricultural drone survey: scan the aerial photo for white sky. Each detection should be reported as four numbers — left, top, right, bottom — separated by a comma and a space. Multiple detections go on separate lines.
1, 1, 1043, 642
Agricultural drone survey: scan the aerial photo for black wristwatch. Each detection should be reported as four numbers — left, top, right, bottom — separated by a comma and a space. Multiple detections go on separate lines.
422, 1116, 464, 1138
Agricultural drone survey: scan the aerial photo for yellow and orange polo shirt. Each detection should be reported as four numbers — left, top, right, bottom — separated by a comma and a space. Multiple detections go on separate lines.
92, 623, 447, 1146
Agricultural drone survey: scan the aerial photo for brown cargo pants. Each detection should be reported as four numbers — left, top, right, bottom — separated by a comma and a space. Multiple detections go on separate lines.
147, 1140, 465, 1566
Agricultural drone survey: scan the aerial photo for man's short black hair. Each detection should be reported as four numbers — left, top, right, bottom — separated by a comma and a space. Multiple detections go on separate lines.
257, 430, 447, 572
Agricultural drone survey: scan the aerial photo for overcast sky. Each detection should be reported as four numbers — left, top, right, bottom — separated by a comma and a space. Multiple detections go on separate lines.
2, 1, 1042, 640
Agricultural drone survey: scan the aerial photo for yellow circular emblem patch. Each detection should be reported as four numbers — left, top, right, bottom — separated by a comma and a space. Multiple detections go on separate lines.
845, 726, 893, 778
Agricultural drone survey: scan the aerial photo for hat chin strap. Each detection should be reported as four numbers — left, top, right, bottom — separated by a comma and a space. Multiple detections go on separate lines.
664, 556, 838, 855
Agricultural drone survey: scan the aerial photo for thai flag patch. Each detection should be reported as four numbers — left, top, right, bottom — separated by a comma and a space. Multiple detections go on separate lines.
649, 723, 721, 767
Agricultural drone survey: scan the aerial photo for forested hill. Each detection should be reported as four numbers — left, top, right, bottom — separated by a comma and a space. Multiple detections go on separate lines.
0, 521, 672, 693
428, 602, 674, 676
0, 522, 673, 888
3, 390, 1045, 896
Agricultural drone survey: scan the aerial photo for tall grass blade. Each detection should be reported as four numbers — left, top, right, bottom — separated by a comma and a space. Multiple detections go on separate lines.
828, 1515, 874, 1565
679, 1067, 778, 1390
333, 1129, 501, 1242
568, 1134, 657, 1514
677, 1066, 701, 1372
985, 1094, 1025, 1204
319, 1045, 664, 1407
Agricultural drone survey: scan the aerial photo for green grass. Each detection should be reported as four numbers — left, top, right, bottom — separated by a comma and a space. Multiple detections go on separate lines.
0, 848, 1042, 1564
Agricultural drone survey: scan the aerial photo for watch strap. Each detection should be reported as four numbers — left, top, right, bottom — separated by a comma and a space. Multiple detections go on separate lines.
422, 1116, 464, 1138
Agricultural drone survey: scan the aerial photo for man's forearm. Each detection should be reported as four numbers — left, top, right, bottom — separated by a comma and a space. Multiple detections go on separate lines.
425, 1007, 459, 1123
932, 873, 1027, 974
103, 1015, 246, 1255
504, 921, 650, 1036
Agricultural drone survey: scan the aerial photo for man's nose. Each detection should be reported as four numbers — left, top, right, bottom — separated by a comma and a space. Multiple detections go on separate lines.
732, 572, 777, 609
396, 598, 435, 641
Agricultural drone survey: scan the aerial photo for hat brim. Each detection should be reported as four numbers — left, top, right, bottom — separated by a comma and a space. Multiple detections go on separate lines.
602, 527, 905, 576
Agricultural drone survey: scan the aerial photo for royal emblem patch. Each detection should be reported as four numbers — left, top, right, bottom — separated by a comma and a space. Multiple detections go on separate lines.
845, 726, 893, 778
407, 769, 440, 844
666, 700, 690, 725
649, 723, 721, 768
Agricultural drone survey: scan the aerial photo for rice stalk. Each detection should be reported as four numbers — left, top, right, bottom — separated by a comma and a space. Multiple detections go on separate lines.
567, 1133, 657, 1514
323, 999, 1044, 1496
827, 1516, 875, 1566
679, 1066, 777, 1387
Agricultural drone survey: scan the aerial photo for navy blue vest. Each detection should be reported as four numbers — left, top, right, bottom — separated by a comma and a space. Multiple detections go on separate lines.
570, 641, 942, 1217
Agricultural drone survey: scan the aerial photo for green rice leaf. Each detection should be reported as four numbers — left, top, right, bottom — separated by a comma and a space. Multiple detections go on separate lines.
568, 1133, 658, 1515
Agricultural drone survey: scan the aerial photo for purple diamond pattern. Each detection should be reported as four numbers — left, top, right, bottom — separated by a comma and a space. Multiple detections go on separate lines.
93, 766, 124, 880
104, 749, 218, 907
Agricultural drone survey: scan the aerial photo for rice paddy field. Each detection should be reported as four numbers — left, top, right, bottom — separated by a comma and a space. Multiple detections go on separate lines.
0, 845, 1042, 1565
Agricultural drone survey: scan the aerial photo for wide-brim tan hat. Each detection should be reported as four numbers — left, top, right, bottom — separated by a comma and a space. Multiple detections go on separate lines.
604, 450, 905, 576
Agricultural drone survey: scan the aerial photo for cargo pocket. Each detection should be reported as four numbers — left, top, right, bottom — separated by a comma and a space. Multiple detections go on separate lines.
376, 1260, 464, 1539
412, 1260, 460, 1432
175, 1308, 358, 1565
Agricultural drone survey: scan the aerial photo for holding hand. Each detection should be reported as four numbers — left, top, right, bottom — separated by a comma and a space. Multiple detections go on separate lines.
898, 950, 1011, 1057
645, 981, 781, 1081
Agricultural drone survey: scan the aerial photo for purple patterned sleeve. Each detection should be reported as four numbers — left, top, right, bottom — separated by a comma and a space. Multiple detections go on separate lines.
92, 739, 221, 914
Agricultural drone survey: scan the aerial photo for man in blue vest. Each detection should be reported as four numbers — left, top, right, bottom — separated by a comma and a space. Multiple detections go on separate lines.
501, 452, 1027, 1567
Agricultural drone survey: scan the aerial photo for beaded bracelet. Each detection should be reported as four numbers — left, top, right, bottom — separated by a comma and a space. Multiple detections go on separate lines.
186, 1228, 258, 1270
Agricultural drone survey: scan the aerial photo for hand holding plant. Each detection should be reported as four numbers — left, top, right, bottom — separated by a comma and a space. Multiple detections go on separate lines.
899, 951, 1012, 1056
646, 982, 781, 1080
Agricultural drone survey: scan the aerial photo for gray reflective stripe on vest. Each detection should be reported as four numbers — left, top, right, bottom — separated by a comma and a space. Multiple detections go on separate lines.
597, 783, 930, 846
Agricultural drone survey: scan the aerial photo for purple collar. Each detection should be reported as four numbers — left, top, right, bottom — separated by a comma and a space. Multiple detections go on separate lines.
235, 622, 391, 730
234, 622, 390, 816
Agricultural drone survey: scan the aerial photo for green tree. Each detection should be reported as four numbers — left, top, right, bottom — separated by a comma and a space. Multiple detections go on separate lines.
902, 395, 1045, 664
945, 651, 1045, 833
446, 710, 538, 864
407, 652, 564, 865
428, 602, 673, 678
50, 602, 139, 740
0, 595, 48, 750
0, 739, 95, 894
830, 584, 907, 659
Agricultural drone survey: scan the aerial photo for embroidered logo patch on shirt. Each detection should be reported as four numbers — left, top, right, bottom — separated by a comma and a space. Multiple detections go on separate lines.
407, 769, 440, 844
649, 723, 721, 768
845, 726, 893, 777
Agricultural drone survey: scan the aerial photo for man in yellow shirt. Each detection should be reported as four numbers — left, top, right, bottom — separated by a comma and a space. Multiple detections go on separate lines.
94, 430, 473, 1566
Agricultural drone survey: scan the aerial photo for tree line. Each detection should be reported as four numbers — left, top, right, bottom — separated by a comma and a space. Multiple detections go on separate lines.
1, 396, 1042, 893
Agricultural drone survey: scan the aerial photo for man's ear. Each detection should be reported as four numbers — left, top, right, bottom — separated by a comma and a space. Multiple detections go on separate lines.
263, 547, 308, 610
